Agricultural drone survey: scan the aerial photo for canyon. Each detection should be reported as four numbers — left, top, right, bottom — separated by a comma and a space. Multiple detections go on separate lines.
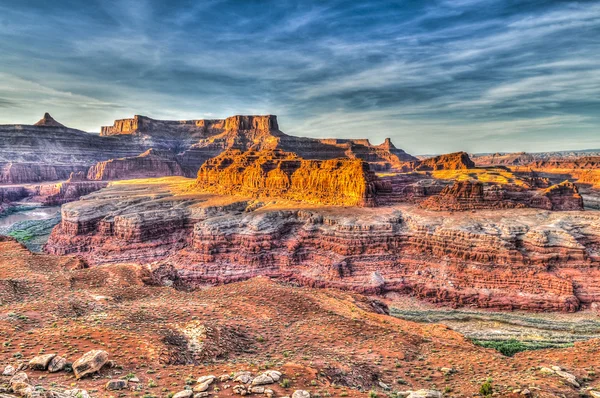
2, 113, 600, 398
44, 177, 600, 313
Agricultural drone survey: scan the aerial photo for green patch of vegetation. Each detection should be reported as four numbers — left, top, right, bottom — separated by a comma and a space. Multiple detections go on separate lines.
7, 229, 34, 241
479, 379, 493, 396
472, 338, 574, 357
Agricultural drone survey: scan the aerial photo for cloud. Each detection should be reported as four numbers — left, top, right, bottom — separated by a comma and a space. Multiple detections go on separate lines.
0, 0, 598, 152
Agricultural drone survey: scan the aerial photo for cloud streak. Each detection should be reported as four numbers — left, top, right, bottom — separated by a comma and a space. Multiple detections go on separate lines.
0, 0, 598, 153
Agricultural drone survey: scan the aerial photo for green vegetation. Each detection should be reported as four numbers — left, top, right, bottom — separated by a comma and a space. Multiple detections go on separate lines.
473, 338, 574, 357
479, 379, 493, 396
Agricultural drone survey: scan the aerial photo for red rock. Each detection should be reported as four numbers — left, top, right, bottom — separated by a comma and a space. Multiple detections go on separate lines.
195, 149, 381, 207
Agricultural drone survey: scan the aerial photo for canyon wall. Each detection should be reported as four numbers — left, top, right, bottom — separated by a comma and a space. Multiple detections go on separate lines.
1, 113, 417, 184
419, 180, 584, 211
87, 149, 184, 180
45, 179, 600, 313
195, 149, 381, 207
401, 152, 475, 171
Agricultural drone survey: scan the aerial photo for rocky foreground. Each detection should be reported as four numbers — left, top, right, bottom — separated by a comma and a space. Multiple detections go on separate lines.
44, 177, 600, 313
1, 237, 600, 398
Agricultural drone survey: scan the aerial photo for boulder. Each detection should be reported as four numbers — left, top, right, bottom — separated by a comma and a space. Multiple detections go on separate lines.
9, 372, 31, 395
2, 365, 15, 376
28, 354, 56, 370
48, 356, 67, 373
292, 391, 310, 398
72, 350, 108, 379
251, 374, 274, 385
555, 370, 579, 387
105, 379, 128, 390
264, 370, 282, 382
234, 371, 253, 384
193, 380, 211, 393
173, 391, 193, 398
196, 375, 216, 385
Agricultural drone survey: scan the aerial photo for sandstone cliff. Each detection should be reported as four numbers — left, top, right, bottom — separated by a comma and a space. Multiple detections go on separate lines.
45, 178, 600, 312
419, 180, 584, 211
87, 149, 184, 181
401, 152, 475, 171
195, 149, 380, 207
1, 113, 417, 184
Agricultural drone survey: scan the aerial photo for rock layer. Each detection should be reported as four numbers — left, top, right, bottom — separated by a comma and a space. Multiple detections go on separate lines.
87, 149, 184, 181
1, 113, 416, 184
45, 178, 600, 313
195, 149, 381, 206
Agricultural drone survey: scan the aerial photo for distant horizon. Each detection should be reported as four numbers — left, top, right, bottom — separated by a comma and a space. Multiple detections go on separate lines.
1, 0, 599, 154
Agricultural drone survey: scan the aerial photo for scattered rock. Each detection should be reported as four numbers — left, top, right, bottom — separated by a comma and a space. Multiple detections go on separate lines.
589, 391, 600, 398
264, 370, 282, 382
521, 389, 531, 396
9, 371, 29, 388
48, 356, 66, 373
194, 393, 210, 398
219, 374, 231, 382
252, 373, 274, 385
251, 386, 265, 394
539, 367, 554, 375
197, 375, 216, 385
292, 390, 310, 398
378, 381, 390, 390
28, 354, 56, 370
105, 379, 128, 391
555, 370, 580, 388
63, 389, 90, 398
193, 380, 211, 393
173, 390, 194, 398
234, 371, 253, 384
2, 365, 15, 376
233, 385, 247, 395
407, 390, 443, 398
72, 350, 108, 379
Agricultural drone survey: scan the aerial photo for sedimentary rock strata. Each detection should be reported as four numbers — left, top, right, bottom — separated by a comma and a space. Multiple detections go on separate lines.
0, 113, 416, 184
401, 152, 475, 171
195, 149, 381, 206
419, 180, 583, 211
87, 149, 184, 180
45, 178, 600, 313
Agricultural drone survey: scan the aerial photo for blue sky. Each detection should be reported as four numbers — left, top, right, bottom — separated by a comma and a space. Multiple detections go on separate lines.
0, 0, 599, 154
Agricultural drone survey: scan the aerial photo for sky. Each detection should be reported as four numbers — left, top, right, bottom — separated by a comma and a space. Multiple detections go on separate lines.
0, 0, 599, 154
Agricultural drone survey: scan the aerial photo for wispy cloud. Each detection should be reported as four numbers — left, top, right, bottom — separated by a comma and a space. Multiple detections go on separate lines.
0, 0, 598, 153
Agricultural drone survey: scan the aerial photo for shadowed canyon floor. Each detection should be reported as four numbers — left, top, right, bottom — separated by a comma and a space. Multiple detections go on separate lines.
1, 237, 600, 398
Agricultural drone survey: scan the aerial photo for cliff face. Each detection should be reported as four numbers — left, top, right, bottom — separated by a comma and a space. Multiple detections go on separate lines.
195, 149, 380, 207
402, 152, 475, 171
1, 113, 417, 183
420, 180, 584, 211
45, 178, 600, 313
87, 149, 184, 181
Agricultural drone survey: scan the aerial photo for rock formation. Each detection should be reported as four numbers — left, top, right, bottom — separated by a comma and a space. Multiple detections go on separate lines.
195, 149, 381, 206
34, 112, 66, 127
419, 180, 583, 211
87, 149, 184, 180
401, 152, 475, 171
0, 113, 416, 184
45, 178, 600, 313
